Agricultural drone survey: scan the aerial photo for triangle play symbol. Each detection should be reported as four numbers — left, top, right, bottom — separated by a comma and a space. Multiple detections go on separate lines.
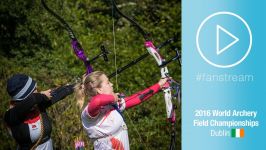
216, 25, 239, 55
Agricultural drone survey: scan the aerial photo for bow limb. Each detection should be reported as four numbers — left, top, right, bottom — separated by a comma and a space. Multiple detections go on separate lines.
41, 0, 93, 74
111, 0, 149, 40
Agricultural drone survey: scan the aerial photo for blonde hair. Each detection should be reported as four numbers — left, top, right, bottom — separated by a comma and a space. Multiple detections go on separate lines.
75, 71, 106, 109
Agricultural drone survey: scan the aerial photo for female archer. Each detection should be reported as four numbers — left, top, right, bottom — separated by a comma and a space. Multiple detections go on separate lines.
75, 71, 170, 150
4, 74, 74, 150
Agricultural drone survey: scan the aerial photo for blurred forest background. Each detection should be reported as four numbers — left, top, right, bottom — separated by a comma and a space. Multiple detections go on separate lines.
0, 0, 181, 149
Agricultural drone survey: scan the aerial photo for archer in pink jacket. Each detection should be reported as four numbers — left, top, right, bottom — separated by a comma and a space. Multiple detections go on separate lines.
75, 71, 169, 150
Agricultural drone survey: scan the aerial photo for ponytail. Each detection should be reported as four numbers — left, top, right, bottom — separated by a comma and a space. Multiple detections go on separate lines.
74, 71, 106, 109
74, 82, 85, 109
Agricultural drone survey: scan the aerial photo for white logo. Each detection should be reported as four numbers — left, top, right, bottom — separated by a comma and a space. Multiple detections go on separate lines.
216, 25, 239, 55
196, 11, 252, 68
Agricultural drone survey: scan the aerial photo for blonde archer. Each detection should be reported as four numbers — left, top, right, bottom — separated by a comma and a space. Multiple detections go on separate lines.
75, 71, 106, 109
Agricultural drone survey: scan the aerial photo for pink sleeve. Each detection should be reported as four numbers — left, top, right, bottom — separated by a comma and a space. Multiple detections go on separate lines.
87, 94, 115, 117
125, 83, 161, 109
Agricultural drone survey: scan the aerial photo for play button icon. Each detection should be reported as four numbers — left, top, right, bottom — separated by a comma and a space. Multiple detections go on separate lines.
216, 25, 239, 55
196, 11, 252, 68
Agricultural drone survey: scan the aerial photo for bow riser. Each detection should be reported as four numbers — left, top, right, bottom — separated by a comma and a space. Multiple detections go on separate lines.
163, 87, 174, 121
145, 41, 174, 120
71, 40, 93, 74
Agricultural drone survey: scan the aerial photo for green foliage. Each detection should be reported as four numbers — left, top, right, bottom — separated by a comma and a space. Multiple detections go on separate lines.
0, 0, 181, 149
